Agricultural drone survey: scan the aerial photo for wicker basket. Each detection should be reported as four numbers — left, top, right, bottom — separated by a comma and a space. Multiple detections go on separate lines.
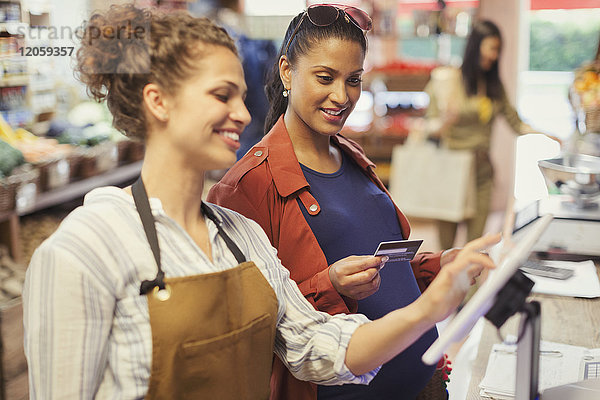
68, 149, 85, 181
79, 152, 98, 179
116, 140, 131, 164
0, 179, 15, 213
80, 142, 119, 179
128, 140, 145, 162
37, 158, 71, 192
7, 165, 40, 213
585, 107, 600, 134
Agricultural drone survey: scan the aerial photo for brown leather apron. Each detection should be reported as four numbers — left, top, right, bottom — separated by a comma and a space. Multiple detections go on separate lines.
132, 178, 278, 400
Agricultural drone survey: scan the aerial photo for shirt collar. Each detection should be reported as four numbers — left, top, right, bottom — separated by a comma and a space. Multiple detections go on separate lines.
260, 115, 376, 198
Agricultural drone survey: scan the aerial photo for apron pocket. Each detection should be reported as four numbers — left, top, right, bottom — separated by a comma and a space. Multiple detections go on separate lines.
176, 314, 274, 400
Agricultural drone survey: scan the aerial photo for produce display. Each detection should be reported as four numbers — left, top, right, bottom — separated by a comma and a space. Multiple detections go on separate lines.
370, 59, 439, 75
57, 120, 117, 147
0, 114, 73, 164
573, 61, 600, 109
573, 61, 600, 133
365, 60, 438, 92
14, 134, 73, 164
0, 100, 142, 216
0, 138, 24, 176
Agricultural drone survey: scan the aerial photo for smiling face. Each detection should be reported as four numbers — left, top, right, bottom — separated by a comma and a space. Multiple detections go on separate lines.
479, 36, 501, 72
159, 45, 251, 171
282, 37, 365, 138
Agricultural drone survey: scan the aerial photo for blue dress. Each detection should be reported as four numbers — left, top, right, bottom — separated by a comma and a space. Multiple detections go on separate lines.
298, 150, 438, 400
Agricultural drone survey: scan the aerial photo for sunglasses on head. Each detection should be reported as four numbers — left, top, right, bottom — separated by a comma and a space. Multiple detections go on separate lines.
284, 3, 373, 56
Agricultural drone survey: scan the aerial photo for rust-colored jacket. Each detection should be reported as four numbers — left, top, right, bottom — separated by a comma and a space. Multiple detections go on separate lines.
207, 116, 443, 400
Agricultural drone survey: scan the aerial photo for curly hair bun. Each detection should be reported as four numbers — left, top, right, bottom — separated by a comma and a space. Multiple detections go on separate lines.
76, 5, 151, 98
75, 4, 237, 140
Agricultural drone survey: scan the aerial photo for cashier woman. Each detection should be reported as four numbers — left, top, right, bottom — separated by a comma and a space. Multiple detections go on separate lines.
22, 4, 498, 399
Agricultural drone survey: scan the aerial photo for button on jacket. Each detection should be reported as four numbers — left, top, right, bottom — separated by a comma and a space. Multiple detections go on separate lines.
208, 116, 443, 400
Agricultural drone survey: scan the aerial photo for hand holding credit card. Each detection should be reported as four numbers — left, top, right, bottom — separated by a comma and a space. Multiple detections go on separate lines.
373, 239, 423, 262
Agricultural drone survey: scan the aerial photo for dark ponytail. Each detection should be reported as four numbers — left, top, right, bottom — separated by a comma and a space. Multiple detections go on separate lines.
461, 19, 503, 100
263, 13, 302, 134
263, 59, 287, 134
263, 11, 367, 134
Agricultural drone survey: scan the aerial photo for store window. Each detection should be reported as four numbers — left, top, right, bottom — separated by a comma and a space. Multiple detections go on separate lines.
514, 3, 600, 202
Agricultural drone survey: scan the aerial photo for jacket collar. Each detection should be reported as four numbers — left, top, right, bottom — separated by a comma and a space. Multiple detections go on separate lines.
260, 115, 376, 198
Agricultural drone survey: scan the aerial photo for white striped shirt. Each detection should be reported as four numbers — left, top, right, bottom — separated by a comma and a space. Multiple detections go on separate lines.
23, 186, 377, 399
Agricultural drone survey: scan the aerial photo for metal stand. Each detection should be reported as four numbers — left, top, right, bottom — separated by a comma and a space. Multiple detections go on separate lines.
515, 301, 541, 400
485, 271, 540, 400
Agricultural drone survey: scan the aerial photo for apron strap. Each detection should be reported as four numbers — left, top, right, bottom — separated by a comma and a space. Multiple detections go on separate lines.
132, 177, 247, 295
201, 202, 247, 265
132, 177, 166, 295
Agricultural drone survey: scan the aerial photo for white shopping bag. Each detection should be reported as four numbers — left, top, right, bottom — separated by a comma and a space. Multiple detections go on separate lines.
389, 138, 476, 222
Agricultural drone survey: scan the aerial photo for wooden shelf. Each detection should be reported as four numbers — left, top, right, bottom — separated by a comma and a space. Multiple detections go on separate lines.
17, 161, 142, 216
364, 72, 431, 92
0, 161, 142, 263
0, 76, 28, 88
351, 133, 407, 160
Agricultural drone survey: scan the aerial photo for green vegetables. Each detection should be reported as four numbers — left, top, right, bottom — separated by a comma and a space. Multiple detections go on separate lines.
0, 138, 25, 176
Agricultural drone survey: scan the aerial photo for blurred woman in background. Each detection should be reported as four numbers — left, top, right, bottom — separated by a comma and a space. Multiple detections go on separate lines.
425, 19, 561, 249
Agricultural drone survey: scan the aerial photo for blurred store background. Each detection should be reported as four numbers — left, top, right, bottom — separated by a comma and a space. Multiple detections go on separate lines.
0, 1, 598, 399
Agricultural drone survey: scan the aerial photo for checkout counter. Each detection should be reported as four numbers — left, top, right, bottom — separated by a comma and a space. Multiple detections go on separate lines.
465, 153, 600, 398
465, 263, 600, 399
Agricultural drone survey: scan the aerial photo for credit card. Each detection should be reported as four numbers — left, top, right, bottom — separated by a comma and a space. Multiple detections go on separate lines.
373, 239, 423, 262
